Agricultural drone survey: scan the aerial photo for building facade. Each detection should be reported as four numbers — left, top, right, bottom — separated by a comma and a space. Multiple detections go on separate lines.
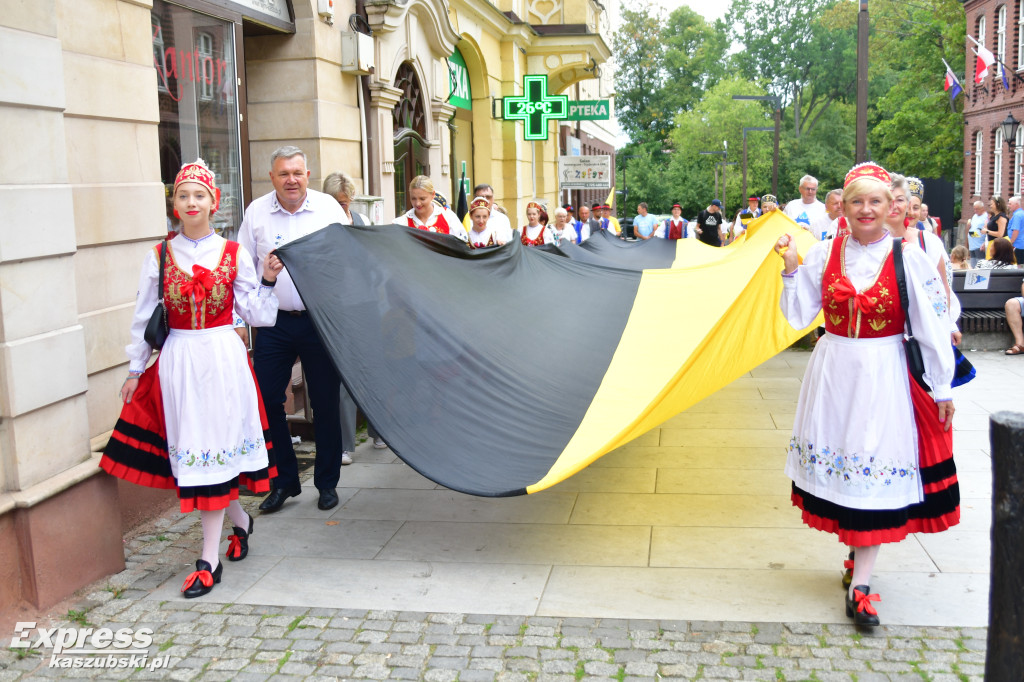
962, 0, 1024, 224
0, 0, 612, 613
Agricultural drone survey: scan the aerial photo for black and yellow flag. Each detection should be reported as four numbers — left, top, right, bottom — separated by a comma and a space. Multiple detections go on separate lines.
275, 212, 819, 497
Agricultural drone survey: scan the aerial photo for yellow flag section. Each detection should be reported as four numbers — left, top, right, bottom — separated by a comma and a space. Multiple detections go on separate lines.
526, 211, 822, 493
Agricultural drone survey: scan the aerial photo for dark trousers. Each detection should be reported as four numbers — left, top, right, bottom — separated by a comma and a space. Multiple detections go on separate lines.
1016, 248, 1024, 266
254, 311, 343, 491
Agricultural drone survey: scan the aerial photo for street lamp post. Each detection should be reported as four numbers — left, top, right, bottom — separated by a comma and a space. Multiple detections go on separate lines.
733, 95, 782, 196
856, 0, 869, 163
741, 127, 775, 201
699, 149, 727, 211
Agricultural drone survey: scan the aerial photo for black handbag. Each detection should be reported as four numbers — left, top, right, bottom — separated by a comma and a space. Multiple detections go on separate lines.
143, 240, 169, 350
891, 237, 930, 391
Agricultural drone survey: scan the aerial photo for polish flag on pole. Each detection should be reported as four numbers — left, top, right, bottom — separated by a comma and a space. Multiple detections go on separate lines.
974, 43, 996, 84
942, 59, 963, 100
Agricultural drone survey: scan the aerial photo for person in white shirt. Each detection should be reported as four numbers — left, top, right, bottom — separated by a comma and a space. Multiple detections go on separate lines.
398, 175, 468, 241
822, 189, 846, 239
784, 174, 830, 239
550, 206, 578, 244
573, 205, 593, 243
967, 201, 988, 266
238, 146, 350, 514
461, 183, 514, 244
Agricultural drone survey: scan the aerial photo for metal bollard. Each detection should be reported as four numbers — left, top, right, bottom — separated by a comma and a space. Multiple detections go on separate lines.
986, 411, 1024, 681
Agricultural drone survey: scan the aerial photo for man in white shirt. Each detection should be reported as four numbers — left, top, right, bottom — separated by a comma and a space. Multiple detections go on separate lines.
784, 174, 829, 239
967, 200, 988, 266
239, 146, 349, 514
461, 183, 514, 243
821, 189, 845, 239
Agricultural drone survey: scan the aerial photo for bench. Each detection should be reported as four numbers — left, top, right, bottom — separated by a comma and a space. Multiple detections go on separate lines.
953, 269, 1024, 349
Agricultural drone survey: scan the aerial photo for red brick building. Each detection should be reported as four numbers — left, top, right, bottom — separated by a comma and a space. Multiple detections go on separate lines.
962, 0, 1024, 225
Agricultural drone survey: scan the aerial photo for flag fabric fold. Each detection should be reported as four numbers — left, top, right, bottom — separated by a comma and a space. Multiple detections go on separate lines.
274, 212, 820, 497
974, 44, 995, 84
943, 60, 963, 101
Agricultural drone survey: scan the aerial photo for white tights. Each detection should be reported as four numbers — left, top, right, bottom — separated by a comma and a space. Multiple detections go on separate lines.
198, 500, 250, 569
849, 544, 880, 598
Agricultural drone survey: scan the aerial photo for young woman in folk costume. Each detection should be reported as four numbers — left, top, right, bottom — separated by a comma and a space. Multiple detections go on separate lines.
518, 201, 556, 246
100, 160, 283, 598
466, 196, 507, 249
774, 163, 957, 627
398, 175, 468, 242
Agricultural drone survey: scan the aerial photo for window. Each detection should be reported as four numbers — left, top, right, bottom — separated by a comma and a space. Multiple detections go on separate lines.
975, 131, 984, 195
998, 6, 1007, 64
1019, 0, 1024, 68
197, 32, 214, 101
995, 128, 1005, 197
1016, 126, 1024, 194
979, 14, 987, 47
152, 15, 167, 93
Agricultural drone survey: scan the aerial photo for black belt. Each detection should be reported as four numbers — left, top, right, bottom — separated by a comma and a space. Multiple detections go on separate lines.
282, 310, 307, 317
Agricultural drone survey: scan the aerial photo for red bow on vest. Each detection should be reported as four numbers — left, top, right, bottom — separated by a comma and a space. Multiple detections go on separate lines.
832, 277, 877, 315
181, 265, 216, 303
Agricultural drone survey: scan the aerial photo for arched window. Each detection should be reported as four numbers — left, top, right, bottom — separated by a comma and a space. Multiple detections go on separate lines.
392, 62, 430, 212
998, 6, 1007, 64
979, 14, 987, 47
975, 130, 984, 195
1015, 126, 1024, 194
995, 128, 1005, 196
1018, 0, 1024, 68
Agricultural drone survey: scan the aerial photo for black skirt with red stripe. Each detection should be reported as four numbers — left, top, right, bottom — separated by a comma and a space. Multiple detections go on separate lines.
100, 359, 278, 513
792, 374, 960, 547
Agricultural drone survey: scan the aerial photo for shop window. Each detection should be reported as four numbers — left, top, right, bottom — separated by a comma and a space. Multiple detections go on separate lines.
152, 0, 242, 238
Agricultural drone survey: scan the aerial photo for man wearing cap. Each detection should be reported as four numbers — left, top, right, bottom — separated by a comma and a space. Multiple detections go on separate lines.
784, 174, 829, 239
633, 202, 657, 240
696, 199, 726, 246
599, 205, 621, 236
461, 183, 514, 243
239, 145, 349, 514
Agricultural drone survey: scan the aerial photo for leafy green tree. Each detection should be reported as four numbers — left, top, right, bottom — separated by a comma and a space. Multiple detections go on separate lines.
612, 1, 728, 145
725, 0, 856, 138
868, 0, 965, 179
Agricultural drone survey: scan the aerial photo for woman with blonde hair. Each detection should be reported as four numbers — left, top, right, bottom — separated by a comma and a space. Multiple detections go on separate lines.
774, 163, 957, 627
397, 175, 467, 241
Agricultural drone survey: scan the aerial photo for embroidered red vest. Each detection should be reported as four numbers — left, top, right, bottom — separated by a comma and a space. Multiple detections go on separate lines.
667, 219, 685, 240
162, 241, 239, 330
821, 235, 904, 339
835, 216, 850, 238
469, 231, 496, 249
408, 213, 450, 234
521, 226, 546, 246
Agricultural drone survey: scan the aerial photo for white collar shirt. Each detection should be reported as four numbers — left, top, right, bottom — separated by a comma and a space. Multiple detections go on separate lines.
238, 189, 349, 311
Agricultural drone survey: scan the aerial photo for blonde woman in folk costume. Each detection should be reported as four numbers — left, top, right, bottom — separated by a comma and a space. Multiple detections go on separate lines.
518, 201, 556, 246
774, 163, 957, 627
398, 175, 468, 242
101, 160, 282, 599
466, 196, 507, 248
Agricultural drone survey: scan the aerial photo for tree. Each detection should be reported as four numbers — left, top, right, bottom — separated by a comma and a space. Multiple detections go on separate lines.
725, 0, 857, 139
612, 1, 728, 145
868, 0, 965, 180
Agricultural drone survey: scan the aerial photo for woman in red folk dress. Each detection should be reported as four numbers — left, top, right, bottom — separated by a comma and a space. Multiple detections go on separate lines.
101, 160, 283, 599
774, 163, 957, 627
518, 202, 555, 246
397, 175, 468, 242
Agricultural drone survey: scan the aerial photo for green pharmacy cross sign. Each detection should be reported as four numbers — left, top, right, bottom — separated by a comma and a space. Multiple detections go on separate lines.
503, 75, 569, 141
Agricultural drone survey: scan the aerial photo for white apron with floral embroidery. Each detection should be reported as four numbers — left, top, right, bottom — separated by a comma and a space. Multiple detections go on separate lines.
159, 326, 269, 487
784, 332, 924, 510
